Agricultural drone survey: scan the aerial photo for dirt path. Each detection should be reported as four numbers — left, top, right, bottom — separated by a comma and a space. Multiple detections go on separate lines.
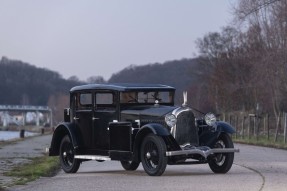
0, 135, 52, 188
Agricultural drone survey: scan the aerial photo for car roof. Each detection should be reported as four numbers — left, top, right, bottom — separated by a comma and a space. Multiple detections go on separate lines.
70, 83, 175, 93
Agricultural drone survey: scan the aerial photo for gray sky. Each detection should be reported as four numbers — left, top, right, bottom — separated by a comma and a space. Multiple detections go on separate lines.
0, 0, 235, 81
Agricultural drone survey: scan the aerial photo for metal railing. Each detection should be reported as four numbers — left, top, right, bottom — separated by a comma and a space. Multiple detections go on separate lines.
0, 105, 51, 111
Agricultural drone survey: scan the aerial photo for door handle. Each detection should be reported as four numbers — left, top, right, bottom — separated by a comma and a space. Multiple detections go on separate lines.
73, 117, 79, 120
92, 117, 99, 120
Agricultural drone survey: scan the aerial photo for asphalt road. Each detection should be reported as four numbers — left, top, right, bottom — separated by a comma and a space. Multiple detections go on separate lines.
9, 142, 287, 191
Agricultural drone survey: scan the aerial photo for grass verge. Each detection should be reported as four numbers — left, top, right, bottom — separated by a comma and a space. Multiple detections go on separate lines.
4, 155, 60, 186
233, 135, 287, 150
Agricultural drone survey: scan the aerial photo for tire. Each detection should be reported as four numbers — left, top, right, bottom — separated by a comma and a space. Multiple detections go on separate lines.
59, 135, 81, 173
140, 134, 167, 176
208, 133, 234, 173
120, 161, 140, 171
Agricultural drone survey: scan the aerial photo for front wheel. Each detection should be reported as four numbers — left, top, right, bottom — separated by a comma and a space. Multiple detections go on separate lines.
120, 161, 140, 171
208, 133, 234, 173
140, 134, 167, 176
59, 135, 81, 173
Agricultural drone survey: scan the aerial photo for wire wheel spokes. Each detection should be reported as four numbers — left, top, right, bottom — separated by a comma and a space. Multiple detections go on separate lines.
141, 134, 167, 176
214, 140, 226, 166
59, 135, 80, 173
144, 141, 159, 169
208, 133, 234, 174
62, 142, 74, 167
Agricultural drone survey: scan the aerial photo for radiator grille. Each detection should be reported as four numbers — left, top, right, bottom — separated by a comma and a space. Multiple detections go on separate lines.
175, 110, 198, 146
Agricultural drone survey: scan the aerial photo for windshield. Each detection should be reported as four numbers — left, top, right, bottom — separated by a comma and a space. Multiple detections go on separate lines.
120, 91, 174, 104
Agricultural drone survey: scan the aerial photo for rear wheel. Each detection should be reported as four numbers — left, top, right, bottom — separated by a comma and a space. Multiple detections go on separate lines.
140, 134, 167, 176
120, 161, 140, 171
59, 135, 80, 173
208, 133, 234, 173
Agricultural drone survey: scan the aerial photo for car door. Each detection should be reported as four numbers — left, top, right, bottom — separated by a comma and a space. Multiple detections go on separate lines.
93, 91, 118, 150
74, 92, 93, 149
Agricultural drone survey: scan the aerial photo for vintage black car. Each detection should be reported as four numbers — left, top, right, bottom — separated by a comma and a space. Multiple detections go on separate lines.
48, 83, 239, 176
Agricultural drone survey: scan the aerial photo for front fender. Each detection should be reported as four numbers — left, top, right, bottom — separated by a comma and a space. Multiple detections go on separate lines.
216, 121, 236, 134
199, 121, 235, 147
139, 123, 170, 136
49, 122, 81, 156
132, 123, 170, 162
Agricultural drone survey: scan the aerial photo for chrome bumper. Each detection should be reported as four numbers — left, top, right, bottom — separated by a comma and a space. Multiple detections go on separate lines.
166, 148, 240, 159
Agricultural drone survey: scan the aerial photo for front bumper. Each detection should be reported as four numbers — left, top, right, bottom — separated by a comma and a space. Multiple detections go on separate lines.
166, 147, 239, 159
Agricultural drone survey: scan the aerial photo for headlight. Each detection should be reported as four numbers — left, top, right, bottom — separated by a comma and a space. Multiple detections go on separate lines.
204, 113, 217, 126
165, 113, 177, 127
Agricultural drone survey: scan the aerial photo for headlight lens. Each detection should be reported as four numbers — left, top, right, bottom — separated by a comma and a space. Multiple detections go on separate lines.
165, 113, 177, 127
204, 113, 217, 126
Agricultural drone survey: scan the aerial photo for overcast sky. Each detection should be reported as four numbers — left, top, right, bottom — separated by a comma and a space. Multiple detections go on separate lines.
0, 0, 235, 81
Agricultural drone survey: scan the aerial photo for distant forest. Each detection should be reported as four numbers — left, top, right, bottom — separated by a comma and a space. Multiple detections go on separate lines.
0, 57, 82, 123
0, 56, 208, 123
0, 57, 81, 105
1, 0, 287, 123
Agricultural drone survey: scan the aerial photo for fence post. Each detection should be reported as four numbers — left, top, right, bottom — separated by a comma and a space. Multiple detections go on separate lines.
284, 112, 287, 144
235, 115, 238, 139
248, 115, 251, 140
242, 116, 245, 139
274, 112, 281, 143
263, 116, 267, 135
267, 114, 270, 140
256, 116, 259, 141
20, 129, 25, 138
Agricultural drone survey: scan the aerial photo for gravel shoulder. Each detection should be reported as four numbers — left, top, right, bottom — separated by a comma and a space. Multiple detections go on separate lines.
0, 134, 52, 188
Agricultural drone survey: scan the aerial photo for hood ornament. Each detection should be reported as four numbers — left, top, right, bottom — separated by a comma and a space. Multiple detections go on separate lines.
182, 91, 188, 107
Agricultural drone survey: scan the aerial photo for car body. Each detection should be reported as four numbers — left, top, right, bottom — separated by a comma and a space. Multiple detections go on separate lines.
49, 83, 239, 176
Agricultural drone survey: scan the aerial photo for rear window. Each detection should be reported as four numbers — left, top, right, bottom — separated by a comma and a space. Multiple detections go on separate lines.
78, 93, 92, 109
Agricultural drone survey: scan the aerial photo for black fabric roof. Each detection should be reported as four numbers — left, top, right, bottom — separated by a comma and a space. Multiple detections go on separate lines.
70, 83, 175, 92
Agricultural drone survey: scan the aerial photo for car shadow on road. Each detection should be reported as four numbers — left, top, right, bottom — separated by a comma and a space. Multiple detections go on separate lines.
75, 169, 215, 177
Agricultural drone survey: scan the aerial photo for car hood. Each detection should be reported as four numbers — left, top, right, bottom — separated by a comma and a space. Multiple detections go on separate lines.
121, 105, 178, 118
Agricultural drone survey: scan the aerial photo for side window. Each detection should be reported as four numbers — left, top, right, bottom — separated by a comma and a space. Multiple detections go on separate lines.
95, 92, 115, 110
120, 92, 137, 103
96, 93, 113, 104
79, 93, 92, 109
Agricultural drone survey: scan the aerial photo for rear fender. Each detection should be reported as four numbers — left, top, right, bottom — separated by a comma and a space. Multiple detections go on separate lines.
49, 122, 81, 156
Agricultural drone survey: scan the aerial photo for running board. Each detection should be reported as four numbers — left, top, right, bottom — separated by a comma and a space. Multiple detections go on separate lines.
75, 155, 111, 161
166, 148, 240, 159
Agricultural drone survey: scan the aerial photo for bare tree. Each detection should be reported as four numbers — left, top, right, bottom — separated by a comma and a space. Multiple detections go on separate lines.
234, 0, 287, 118
86, 76, 106, 84
196, 27, 255, 113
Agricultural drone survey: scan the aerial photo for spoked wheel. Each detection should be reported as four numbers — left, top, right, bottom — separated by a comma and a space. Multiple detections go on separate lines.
140, 134, 167, 176
120, 161, 140, 171
208, 133, 234, 173
59, 135, 80, 173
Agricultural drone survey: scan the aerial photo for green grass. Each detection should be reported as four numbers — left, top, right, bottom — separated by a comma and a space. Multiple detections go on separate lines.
233, 135, 287, 150
4, 155, 60, 186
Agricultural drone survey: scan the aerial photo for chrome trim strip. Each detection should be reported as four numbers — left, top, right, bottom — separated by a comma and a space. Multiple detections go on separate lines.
75, 155, 111, 161
166, 148, 240, 158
